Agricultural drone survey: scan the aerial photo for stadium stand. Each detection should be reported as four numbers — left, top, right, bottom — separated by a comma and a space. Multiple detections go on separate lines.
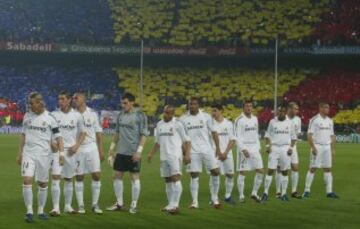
0, 0, 114, 44
0, 66, 121, 115
334, 105, 360, 125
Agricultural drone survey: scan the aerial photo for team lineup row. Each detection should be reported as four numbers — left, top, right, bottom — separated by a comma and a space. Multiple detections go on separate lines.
17, 91, 338, 223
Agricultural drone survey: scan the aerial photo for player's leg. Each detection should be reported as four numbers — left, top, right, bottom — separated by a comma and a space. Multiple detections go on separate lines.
207, 153, 220, 208
290, 147, 301, 198
303, 146, 320, 198
323, 145, 338, 198
128, 155, 141, 214
159, 160, 173, 211
107, 154, 126, 211
50, 154, 62, 216
21, 155, 35, 222
129, 172, 141, 214
187, 153, 202, 209
279, 148, 291, 201
35, 155, 52, 220
236, 151, 248, 203
169, 174, 182, 214
62, 154, 77, 214
74, 151, 86, 213
262, 149, 278, 201
222, 156, 235, 204
250, 150, 264, 202
275, 166, 282, 198
87, 146, 102, 214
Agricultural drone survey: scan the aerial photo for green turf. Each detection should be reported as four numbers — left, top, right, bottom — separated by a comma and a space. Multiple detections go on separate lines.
0, 134, 359, 229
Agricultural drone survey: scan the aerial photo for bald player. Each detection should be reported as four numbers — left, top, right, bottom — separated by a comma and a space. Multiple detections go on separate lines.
148, 105, 191, 214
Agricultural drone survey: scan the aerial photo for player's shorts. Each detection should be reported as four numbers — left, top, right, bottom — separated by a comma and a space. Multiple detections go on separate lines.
61, 148, 78, 179
160, 156, 182, 178
267, 145, 291, 171
309, 144, 332, 168
76, 143, 101, 175
21, 153, 52, 182
186, 152, 219, 173
113, 154, 141, 173
218, 153, 235, 175
237, 145, 263, 172
51, 152, 62, 176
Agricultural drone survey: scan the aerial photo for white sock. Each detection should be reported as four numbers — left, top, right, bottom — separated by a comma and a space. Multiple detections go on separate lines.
113, 179, 123, 206
37, 186, 48, 214
63, 181, 73, 208
165, 182, 173, 207
275, 171, 281, 194
324, 172, 333, 194
51, 179, 60, 210
237, 174, 245, 198
251, 173, 263, 196
91, 180, 101, 207
75, 181, 84, 207
225, 177, 234, 199
264, 175, 273, 195
131, 179, 140, 208
281, 175, 289, 196
172, 181, 182, 208
304, 171, 314, 192
190, 177, 199, 204
210, 175, 220, 202
23, 185, 33, 214
291, 171, 299, 193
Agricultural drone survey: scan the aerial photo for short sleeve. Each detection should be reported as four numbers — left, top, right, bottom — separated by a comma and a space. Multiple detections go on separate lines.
177, 121, 190, 143
77, 114, 85, 133
290, 122, 297, 140
330, 119, 335, 136
308, 118, 316, 134
154, 125, 159, 143
228, 121, 236, 140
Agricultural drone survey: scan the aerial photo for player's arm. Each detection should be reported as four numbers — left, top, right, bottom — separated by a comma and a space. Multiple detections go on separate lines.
178, 122, 191, 164
330, 120, 336, 157
16, 133, 25, 165
288, 123, 297, 155
69, 116, 87, 155
223, 139, 235, 158
264, 121, 272, 154
147, 143, 160, 163
96, 132, 104, 161
133, 112, 149, 162
307, 119, 317, 155
211, 131, 221, 157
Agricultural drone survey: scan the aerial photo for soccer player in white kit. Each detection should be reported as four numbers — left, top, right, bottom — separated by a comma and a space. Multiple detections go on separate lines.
261, 105, 297, 202
303, 102, 338, 199
17, 92, 64, 223
274, 102, 302, 199
179, 97, 221, 209
72, 92, 104, 214
210, 104, 236, 204
147, 105, 191, 214
49, 91, 86, 216
234, 100, 264, 203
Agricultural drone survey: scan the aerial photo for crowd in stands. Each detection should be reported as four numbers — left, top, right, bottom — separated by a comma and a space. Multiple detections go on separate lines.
0, 0, 114, 44
0, 65, 120, 125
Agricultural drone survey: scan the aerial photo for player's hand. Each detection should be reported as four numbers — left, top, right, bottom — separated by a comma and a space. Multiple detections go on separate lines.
216, 148, 222, 158
287, 148, 293, 156
220, 153, 228, 161
107, 154, 114, 166
265, 146, 271, 154
132, 153, 141, 162
99, 149, 105, 162
183, 154, 191, 165
311, 147, 318, 156
51, 142, 58, 153
147, 154, 153, 163
16, 153, 22, 165
59, 155, 65, 166
242, 149, 250, 158
68, 144, 79, 156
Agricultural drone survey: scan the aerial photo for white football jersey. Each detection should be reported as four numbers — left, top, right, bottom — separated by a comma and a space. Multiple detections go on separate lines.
155, 118, 190, 160
234, 113, 261, 151
179, 111, 213, 154
308, 114, 334, 145
51, 108, 85, 148
211, 118, 236, 154
287, 115, 302, 135
22, 110, 62, 156
79, 107, 103, 145
266, 118, 297, 145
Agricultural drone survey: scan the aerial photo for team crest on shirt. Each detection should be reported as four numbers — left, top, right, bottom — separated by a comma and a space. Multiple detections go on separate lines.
42, 121, 46, 126
200, 120, 204, 125
169, 127, 173, 133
